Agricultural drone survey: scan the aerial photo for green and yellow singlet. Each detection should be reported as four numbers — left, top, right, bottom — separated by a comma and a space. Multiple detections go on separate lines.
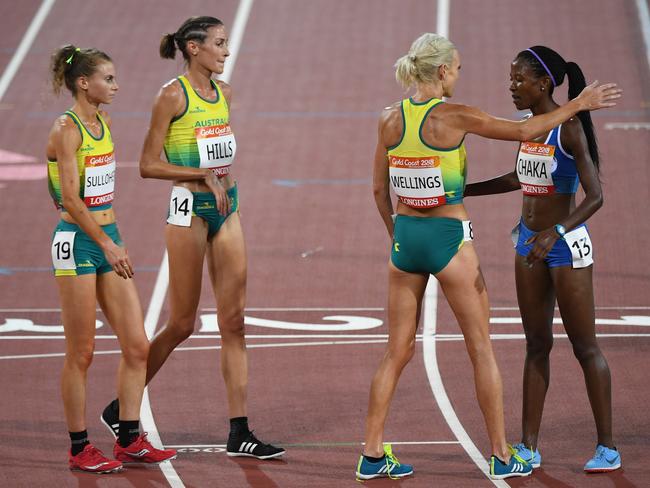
163, 75, 236, 177
387, 98, 466, 208
47, 110, 115, 211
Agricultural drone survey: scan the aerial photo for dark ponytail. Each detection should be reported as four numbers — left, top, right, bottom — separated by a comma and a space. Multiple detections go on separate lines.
159, 33, 177, 59
516, 46, 600, 172
566, 61, 599, 171
50, 44, 112, 96
160, 16, 223, 61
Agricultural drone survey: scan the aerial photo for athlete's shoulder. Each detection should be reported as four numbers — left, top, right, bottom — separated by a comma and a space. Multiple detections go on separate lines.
379, 101, 402, 124
157, 78, 186, 106
49, 113, 82, 150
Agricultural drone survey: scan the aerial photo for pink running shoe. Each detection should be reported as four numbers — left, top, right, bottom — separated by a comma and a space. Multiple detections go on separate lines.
69, 444, 123, 473
113, 433, 177, 464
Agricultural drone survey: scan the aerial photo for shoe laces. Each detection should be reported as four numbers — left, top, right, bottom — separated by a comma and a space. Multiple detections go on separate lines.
506, 444, 530, 466
80, 444, 106, 460
383, 444, 402, 480
593, 445, 609, 460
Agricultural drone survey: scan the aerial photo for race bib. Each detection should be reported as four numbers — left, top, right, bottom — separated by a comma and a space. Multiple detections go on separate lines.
516, 142, 555, 195
462, 220, 474, 241
388, 155, 446, 208
195, 124, 236, 177
565, 226, 593, 268
84, 152, 115, 207
51, 231, 76, 270
167, 186, 193, 227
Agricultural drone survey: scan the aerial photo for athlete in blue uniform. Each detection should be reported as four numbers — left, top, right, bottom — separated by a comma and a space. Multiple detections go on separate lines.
465, 46, 621, 473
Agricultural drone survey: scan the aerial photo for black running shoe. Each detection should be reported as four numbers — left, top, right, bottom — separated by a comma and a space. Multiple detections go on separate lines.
100, 399, 120, 439
226, 430, 285, 459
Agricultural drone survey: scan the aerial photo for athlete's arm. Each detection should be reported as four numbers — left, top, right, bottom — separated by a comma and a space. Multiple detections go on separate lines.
464, 170, 520, 196
139, 81, 230, 215
451, 81, 620, 142
373, 108, 398, 238
525, 118, 603, 264
53, 117, 133, 279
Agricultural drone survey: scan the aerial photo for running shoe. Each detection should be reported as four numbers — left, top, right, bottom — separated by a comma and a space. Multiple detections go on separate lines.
113, 433, 177, 464
69, 444, 123, 473
489, 446, 532, 479
100, 399, 120, 438
584, 444, 621, 473
512, 442, 541, 468
226, 430, 285, 459
355, 444, 414, 480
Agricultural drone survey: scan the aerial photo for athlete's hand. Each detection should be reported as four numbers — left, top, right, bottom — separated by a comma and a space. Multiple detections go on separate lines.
575, 81, 622, 111
103, 241, 134, 279
204, 171, 231, 216
524, 228, 559, 266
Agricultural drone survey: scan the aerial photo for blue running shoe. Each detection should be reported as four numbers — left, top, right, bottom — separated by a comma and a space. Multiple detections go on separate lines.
584, 444, 621, 473
512, 442, 541, 468
489, 447, 532, 479
356, 444, 413, 480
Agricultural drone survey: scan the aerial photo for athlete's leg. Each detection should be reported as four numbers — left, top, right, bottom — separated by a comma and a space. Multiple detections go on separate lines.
551, 265, 613, 448
206, 212, 248, 418
58, 275, 98, 432
515, 254, 556, 450
363, 262, 428, 457
96, 272, 149, 421
146, 218, 208, 383
436, 243, 509, 461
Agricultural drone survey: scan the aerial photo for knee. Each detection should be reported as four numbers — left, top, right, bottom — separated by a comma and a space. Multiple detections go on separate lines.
387, 339, 415, 367
168, 314, 197, 343
571, 341, 601, 365
525, 335, 553, 360
122, 338, 149, 367
67, 344, 95, 371
218, 307, 245, 340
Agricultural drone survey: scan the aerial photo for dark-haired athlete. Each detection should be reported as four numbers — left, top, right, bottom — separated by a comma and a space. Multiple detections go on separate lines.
47, 44, 176, 472
465, 46, 620, 473
99, 17, 284, 460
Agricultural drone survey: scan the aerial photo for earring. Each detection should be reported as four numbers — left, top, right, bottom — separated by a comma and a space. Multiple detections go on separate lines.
541, 87, 545, 91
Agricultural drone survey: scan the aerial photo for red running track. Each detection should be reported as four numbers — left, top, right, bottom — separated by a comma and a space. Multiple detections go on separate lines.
0, 1, 648, 486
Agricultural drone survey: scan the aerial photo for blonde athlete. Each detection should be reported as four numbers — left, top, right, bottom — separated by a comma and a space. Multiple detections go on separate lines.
47, 45, 176, 473
356, 33, 620, 480
100, 17, 284, 459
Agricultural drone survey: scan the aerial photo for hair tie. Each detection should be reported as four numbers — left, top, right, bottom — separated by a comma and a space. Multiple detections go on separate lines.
526, 48, 556, 87
409, 54, 417, 62
65, 47, 81, 65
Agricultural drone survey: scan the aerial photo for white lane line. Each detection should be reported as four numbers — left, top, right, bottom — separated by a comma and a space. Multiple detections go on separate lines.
422, 281, 506, 487
138, 2, 255, 486
166, 440, 461, 449
0, 0, 56, 101
2, 332, 649, 360
200, 307, 385, 311
421, 2, 507, 486
635, 0, 650, 73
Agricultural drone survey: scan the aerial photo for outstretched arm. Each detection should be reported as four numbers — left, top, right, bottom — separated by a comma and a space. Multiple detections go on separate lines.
465, 170, 520, 196
453, 81, 620, 142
